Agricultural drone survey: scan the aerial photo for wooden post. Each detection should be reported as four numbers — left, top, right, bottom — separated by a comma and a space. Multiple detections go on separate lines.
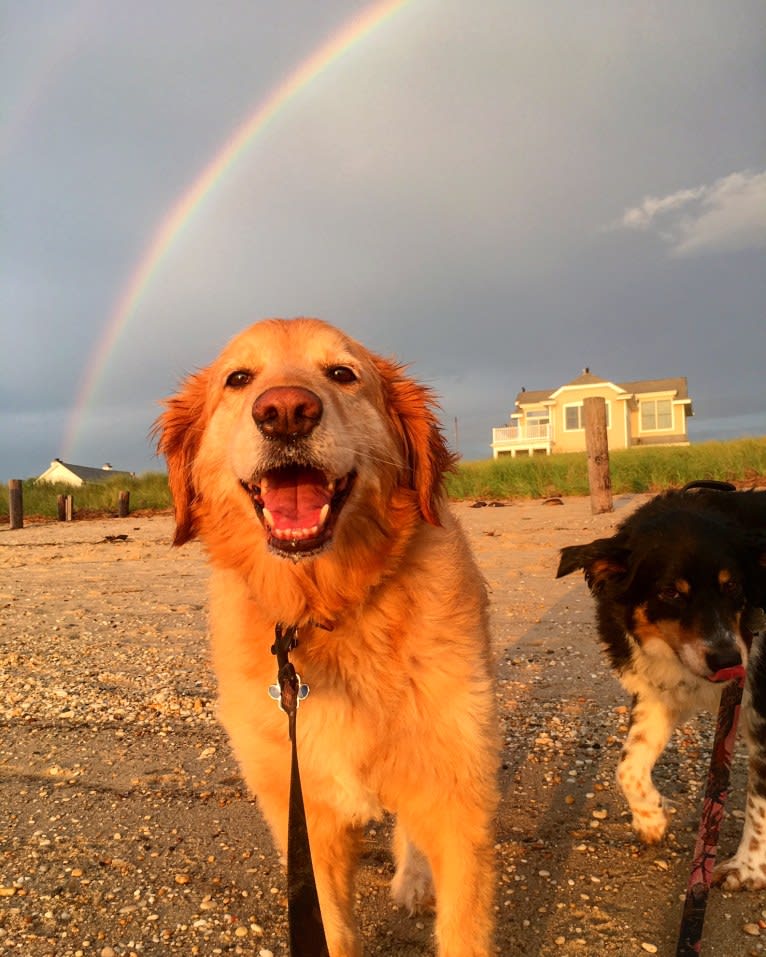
57, 495, 75, 521
583, 396, 613, 514
8, 480, 23, 529
118, 490, 130, 518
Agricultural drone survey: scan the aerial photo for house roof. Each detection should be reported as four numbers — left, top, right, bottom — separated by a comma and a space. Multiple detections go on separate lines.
515, 372, 690, 407
514, 388, 552, 406
38, 459, 135, 483
563, 370, 607, 388
619, 376, 689, 400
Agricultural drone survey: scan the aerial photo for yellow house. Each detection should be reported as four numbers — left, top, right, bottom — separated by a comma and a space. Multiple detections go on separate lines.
491, 369, 693, 458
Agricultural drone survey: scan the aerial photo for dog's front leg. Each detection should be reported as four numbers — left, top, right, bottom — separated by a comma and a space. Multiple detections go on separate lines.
431, 821, 495, 957
617, 692, 678, 843
303, 801, 364, 957
395, 802, 495, 957
225, 734, 363, 955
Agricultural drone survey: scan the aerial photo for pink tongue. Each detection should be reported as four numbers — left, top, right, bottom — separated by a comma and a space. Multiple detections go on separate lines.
261, 468, 331, 531
708, 664, 746, 683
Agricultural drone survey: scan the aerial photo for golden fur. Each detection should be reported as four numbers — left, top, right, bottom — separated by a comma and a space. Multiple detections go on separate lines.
156, 318, 499, 957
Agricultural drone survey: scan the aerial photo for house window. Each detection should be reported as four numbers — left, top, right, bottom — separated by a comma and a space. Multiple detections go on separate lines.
565, 406, 582, 431
526, 409, 550, 439
640, 398, 673, 431
564, 402, 610, 431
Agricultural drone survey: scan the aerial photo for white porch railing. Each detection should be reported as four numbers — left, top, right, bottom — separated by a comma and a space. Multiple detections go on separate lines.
492, 423, 551, 443
491, 423, 552, 458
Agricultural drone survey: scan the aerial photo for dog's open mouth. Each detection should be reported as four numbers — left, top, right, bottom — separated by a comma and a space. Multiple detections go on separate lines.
241, 465, 356, 556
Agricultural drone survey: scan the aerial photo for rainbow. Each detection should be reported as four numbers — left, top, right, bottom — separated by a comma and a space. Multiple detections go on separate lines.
61, 0, 411, 461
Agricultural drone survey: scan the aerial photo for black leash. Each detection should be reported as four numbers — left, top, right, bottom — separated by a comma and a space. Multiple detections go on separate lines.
271, 623, 329, 957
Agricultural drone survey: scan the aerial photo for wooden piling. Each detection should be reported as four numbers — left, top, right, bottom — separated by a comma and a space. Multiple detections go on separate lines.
57, 495, 75, 521
118, 490, 130, 518
583, 396, 613, 514
64, 495, 74, 521
8, 480, 23, 529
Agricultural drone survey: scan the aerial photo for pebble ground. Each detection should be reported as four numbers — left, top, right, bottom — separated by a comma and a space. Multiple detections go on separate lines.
1, 500, 763, 956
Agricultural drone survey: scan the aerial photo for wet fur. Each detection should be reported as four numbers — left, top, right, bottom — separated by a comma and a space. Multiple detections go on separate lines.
557, 489, 766, 889
156, 318, 499, 956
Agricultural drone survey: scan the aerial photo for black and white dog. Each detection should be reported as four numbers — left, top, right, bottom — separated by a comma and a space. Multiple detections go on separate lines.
557, 484, 766, 890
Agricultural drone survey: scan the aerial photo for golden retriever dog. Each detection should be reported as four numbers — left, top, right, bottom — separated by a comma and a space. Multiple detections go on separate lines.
156, 318, 499, 957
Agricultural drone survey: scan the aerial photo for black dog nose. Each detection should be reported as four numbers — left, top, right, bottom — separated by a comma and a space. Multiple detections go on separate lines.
705, 645, 742, 675
252, 386, 323, 440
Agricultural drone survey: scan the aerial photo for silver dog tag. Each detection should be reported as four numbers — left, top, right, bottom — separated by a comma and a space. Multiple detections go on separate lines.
268, 677, 310, 709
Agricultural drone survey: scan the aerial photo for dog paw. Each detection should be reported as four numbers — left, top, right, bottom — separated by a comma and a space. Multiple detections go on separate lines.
391, 854, 435, 915
631, 804, 669, 845
713, 855, 766, 891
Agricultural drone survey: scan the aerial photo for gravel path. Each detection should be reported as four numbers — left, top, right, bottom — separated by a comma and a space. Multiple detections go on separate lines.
1, 500, 764, 956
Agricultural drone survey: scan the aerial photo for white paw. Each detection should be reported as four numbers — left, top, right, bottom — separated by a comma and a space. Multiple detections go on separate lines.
391, 850, 435, 914
714, 853, 766, 891
631, 801, 670, 845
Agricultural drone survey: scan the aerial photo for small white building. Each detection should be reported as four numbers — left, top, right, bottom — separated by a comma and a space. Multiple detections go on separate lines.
36, 459, 135, 487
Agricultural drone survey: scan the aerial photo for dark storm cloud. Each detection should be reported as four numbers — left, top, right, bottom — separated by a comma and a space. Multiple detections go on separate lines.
2, 0, 764, 477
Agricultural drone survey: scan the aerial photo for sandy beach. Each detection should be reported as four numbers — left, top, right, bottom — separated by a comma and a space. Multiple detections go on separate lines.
1, 497, 763, 956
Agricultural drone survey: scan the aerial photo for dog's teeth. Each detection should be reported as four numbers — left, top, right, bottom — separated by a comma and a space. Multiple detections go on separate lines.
327, 479, 336, 494
262, 507, 275, 530
319, 504, 330, 526
270, 523, 324, 542
259, 476, 269, 494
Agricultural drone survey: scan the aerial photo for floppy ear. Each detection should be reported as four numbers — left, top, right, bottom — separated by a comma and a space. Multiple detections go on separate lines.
373, 356, 457, 526
153, 369, 210, 546
557, 538, 629, 592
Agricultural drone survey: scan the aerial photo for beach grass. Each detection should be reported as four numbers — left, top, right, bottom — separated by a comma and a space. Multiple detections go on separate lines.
0, 472, 173, 521
446, 436, 766, 500
2, 437, 765, 521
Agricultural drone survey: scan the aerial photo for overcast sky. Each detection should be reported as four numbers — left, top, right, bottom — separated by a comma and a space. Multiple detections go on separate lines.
2, 0, 765, 478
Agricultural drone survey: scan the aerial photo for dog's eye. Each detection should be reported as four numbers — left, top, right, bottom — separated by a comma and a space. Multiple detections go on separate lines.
225, 370, 253, 389
327, 365, 357, 384
658, 587, 682, 604
721, 578, 742, 599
